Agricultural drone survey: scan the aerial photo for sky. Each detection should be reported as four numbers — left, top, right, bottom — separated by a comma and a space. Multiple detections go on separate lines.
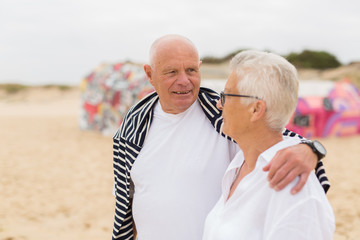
1, 0, 359, 86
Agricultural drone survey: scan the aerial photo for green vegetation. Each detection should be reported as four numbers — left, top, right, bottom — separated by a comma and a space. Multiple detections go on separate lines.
43, 84, 72, 91
0, 84, 72, 94
285, 50, 341, 69
202, 49, 342, 70
202, 49, 247, 64
0, 84, 28, 94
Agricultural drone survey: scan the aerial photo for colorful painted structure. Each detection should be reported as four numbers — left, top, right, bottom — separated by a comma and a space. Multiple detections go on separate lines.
286, 79, 360, 138
79, 62, 154, 135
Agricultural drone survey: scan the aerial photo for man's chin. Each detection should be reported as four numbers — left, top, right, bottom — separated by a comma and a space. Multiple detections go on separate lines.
173, 98, 196, 112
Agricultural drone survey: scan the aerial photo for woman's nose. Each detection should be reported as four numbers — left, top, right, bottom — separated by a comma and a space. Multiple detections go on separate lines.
216, 99, 223, 110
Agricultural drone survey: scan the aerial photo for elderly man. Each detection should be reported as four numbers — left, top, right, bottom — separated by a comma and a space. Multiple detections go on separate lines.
112, 35, 329, 240
203, 50, 334, 239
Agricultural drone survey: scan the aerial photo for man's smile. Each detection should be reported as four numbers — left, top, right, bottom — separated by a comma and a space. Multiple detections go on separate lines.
172, 91, 191, 94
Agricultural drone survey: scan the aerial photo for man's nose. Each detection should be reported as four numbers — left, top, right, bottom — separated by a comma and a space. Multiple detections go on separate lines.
176, 71, 190, 85
216, 99, 223, 110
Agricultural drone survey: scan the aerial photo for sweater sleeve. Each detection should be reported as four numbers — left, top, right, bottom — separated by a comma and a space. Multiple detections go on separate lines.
282, 128, 330, 193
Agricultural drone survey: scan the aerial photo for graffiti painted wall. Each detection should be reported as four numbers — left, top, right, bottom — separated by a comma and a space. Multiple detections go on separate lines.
79, 62, 154, 135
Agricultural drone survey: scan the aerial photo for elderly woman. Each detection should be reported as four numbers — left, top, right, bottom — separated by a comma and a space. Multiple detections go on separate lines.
202, 50, 335, 239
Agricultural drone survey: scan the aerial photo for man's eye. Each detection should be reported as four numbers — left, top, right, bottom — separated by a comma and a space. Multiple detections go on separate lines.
187, 68, 196, 73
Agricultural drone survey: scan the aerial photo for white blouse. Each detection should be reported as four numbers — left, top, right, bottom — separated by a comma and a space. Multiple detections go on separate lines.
203, 137, 335, 240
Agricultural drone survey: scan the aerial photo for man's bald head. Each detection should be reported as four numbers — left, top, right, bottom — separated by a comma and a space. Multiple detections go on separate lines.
149, 34, 199, 68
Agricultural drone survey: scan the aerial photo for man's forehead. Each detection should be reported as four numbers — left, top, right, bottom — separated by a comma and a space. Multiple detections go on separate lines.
155, 39, 198, 58
156, 56, 200, 68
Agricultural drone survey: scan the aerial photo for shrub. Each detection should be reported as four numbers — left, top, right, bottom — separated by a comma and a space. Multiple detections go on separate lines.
202, 49, 246, 64
286, 50, 341, 69
0, 84, 27, 94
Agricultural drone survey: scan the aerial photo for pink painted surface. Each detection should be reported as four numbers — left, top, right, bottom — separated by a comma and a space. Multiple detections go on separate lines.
286, 79, 360, 138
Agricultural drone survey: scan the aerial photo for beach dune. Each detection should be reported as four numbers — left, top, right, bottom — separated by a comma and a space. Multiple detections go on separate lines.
0, 87, 359, 239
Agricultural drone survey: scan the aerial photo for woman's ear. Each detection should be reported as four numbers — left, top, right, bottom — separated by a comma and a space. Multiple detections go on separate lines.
250, 100, 266, 122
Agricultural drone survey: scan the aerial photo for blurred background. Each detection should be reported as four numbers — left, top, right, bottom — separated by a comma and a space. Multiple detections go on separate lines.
1, 0, 360, 239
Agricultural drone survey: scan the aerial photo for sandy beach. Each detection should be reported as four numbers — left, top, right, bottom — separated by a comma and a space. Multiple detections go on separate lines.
1, 86, 360, 240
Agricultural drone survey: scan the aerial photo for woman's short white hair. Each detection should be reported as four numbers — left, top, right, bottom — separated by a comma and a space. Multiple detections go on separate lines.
230, 50, 299, 132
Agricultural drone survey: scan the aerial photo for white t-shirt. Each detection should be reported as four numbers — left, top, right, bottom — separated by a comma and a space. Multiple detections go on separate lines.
130, 100, 239, 240
203, 137, 335, 240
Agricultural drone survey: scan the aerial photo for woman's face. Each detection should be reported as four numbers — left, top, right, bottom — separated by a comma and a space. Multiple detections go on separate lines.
217, 71, 252, 139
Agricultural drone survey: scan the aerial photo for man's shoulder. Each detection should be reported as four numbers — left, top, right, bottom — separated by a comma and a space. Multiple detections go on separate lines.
199, 87, 220, 101
197, 87, 233, 140
114, 91, 158, 139
126, 91, 158, 118
198, 87, 221, 114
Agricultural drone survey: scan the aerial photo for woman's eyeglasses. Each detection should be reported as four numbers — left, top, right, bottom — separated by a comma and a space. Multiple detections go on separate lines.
220, 91, 260, 107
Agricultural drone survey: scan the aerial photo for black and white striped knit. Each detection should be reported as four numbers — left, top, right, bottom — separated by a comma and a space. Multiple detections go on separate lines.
112, 87, 330, 240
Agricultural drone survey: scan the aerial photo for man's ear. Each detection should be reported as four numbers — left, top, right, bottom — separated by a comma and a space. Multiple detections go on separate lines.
144, 64, 154, 85
250, 100, 266, 122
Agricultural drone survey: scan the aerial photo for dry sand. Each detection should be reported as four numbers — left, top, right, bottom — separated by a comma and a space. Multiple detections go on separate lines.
1, 87, 360, 240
